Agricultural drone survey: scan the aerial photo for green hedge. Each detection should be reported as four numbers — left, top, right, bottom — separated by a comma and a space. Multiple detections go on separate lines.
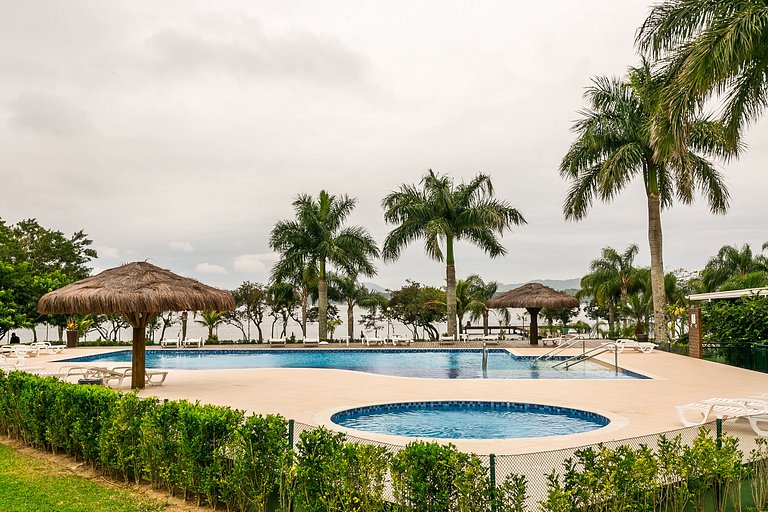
1, 370, 767, 512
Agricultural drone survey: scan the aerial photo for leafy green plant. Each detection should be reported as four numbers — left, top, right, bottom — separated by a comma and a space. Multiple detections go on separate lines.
99, 392, 157, 482
390, 440, 491, 512
496, 473, 527, 512
748, 437, 768, 511
218, 414, 289, 512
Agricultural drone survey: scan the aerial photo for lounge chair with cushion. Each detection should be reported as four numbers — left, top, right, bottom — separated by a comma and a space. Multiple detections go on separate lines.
268, 338, 287, 346
363, 334, 384, 346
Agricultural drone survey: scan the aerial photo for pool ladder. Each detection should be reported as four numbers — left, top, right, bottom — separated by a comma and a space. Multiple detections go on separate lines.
550, 343, 619, 372
536, 337, 586, 361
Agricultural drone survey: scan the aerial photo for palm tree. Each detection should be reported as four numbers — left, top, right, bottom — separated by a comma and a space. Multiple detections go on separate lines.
271, 257, 318, 337
637, 1, 768, 141
468, 277, 500, 337
195, 310, 225, 341
331, 272, 377, 340
382, 170, 526, 338
561, 61, 734, 344
701, 243, 768, 291
270, 191, 379, 340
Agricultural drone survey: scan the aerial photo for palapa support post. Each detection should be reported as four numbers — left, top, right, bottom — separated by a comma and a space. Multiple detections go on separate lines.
527, 307, 540, 345
125, 312, 155, 389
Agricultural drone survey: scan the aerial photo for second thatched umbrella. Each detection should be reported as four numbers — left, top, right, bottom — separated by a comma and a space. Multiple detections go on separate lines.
38, 261, 235, 389
486, 283, 579, 345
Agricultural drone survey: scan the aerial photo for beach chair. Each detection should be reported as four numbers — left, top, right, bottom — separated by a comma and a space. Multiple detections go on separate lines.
160, 334, 180, 348
181, 337, 203, 348
302, 338, 319, 347
336, 335, 350, 346
675, 397, 766, 427
601, 339, 658, 353
110, 366, 168, 387
28, 341, 65, 354
748, 415, 768, 437
438, 335, 456, 345
389, 334, 412, 346
363, 334, 384, 346
268, 338, 287, 347
541, 334, 563, 347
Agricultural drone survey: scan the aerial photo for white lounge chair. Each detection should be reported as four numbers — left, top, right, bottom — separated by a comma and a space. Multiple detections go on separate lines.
181, 337, 203, 348
602, 339, 658, 354
336, 335, 350, 346
28, 341, 65, 354
302, 338, 319, 347
675, 398, 767, 427
160, 334, 180, 348
438, 335, 456, 345
110, 366, 168, 387
268, 338, 287, 347
362, 334, 384, 346
541, 334, 563, 346
748, 415, 768, 437
389, 334, 412, 346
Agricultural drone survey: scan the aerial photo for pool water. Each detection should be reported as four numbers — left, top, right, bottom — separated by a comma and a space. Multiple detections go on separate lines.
62, 349, 647, 379
331, 401, 610, 439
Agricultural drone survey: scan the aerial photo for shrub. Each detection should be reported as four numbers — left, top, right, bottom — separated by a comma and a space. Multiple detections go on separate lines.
391, 440, 491, 512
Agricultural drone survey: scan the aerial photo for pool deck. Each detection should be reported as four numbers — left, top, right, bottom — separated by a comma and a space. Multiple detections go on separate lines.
21, 341, 768, 454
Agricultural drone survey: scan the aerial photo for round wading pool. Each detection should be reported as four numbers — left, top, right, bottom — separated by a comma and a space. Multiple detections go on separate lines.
331, 401, 610, 439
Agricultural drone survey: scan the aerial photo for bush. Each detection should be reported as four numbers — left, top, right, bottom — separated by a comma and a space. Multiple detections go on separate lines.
391, 440, 491, 512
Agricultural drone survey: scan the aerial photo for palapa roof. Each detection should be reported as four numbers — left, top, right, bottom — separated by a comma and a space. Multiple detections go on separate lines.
38, 261, 235, 315
486, 282, 579, 309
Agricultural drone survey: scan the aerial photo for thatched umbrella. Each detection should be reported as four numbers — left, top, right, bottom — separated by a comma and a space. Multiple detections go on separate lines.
486, 283, 579, 345
38, 262, 235, 389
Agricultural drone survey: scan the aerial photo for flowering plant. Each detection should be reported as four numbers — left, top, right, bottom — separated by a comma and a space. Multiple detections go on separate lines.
66, 320, 77, 331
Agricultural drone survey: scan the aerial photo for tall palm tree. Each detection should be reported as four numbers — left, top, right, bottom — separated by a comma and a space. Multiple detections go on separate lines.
270, 191, 379, 340
637, 1, 768, 142
561, 61, 734, 344
382, 170, 526, 338
701, 243, 768, 291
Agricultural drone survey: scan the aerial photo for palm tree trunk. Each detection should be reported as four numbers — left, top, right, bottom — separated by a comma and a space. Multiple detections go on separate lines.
445, 236, 457, 338
647, 193, 670, 344
347, 299, 354, 339
301, 287, 308, 337
318, 260, 328, 340
483, 310, 489, 336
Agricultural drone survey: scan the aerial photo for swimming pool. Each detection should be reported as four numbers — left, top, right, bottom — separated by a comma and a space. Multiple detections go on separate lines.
331, 401, 610, 439
62, 348, 647, 379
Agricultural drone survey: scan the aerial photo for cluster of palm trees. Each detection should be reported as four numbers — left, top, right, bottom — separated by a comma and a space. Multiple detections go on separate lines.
562, 1, 768, 344
268, 171, 525, 341
579, 241, 768, 341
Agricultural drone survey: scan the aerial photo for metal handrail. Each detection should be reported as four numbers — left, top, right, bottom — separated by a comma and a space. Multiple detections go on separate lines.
536, 336, 586, 361
552, 343, 618, 371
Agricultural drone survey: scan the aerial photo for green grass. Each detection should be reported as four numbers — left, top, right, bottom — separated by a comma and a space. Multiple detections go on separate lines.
0, 443, 168, 512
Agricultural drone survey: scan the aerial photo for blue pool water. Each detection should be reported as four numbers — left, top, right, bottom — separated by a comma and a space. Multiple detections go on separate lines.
62, 349, 647, 379
332, 401, 610, 439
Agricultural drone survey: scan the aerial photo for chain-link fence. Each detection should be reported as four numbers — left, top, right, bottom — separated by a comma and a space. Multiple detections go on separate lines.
288, 416, 768, 510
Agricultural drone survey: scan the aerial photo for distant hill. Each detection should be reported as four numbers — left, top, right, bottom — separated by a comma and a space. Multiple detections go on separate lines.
497, 278, 581, 293
359, 279, 581, 296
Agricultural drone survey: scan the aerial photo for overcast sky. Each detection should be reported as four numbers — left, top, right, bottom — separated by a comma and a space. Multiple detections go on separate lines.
2, 0, 767, 291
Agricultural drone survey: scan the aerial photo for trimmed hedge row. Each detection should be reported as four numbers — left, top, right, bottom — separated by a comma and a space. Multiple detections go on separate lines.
0, 371, 525, 511
2, 370, 767, 512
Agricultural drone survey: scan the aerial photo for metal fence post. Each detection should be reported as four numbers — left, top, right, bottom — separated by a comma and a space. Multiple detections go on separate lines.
716, 418, 722, 449
490, 453, 497, 512
288, 418, 295, 449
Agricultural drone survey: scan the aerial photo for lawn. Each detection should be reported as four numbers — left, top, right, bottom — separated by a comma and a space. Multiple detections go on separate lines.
0, 442, 170, 512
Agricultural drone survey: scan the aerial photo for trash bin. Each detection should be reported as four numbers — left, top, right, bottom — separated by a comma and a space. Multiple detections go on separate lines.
636, 333, 649, 343
77, 378, 103, 386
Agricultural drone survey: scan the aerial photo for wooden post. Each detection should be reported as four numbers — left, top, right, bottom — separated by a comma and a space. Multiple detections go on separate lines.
688, 307, 702, 359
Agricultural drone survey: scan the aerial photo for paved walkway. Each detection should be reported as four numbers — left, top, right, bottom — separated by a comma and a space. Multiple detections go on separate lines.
22, 341, 768, 454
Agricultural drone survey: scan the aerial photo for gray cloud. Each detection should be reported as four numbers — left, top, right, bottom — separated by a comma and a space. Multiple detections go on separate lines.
7, 93, 93, 137
145, 17, 366, 85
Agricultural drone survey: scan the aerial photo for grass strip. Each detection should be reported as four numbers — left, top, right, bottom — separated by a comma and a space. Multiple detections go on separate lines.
0, 442, 168, 512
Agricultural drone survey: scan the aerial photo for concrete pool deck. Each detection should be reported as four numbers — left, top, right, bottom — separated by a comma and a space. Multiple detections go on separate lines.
23, 341, 768, 454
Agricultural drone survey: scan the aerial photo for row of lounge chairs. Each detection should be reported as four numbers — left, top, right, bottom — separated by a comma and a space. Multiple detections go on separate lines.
676, 395, 768, 437
159, 337, 204, 348
50, 365, 168, 388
